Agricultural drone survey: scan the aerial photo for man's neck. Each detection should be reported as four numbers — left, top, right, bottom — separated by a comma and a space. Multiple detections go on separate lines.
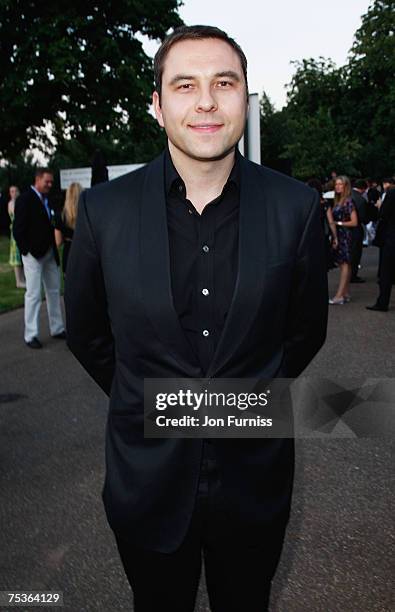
32, 185, 44, 196
168, 141, 236, 214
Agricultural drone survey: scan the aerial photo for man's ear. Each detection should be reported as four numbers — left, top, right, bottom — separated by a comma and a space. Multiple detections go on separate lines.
152, 91, 165, 128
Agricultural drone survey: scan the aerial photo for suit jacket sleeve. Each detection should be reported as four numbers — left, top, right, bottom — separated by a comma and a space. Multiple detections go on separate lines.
280, 192, 328, 377
65, 191, 115, 396
379, 189, 395, 225
13, 194, 29, 255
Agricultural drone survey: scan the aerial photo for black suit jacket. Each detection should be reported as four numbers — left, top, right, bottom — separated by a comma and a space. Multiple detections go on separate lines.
351, 189, 369, 225
65, 152, 328, 553
13, 187, 59, 264
374, 187, 395, 247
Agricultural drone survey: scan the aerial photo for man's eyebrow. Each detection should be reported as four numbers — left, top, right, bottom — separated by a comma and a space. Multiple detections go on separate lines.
214, 71, 241, 81
168, 70, 242, 87
168, 74, 196, 86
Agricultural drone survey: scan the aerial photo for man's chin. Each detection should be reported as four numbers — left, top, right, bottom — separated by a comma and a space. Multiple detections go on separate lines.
178, 143, 237, 163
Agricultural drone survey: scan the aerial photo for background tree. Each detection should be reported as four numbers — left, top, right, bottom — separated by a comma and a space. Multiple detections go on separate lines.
286, 58, 343, 119
281, 58, 362, 179
260, 91, 291, 174
345, 0, 395, 176
0, 0, 183, 165
282, 107, 361, 179
259, 0, 395, 183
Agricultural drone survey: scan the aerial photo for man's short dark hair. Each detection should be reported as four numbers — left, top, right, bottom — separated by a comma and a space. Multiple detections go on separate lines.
382, 177, 395, 185
154, 25, 248, 100
35, 167, 53, 178
306, 178, 323, 197
354, 179, 368, 190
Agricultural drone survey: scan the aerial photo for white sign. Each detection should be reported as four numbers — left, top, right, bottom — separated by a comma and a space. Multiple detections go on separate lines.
247, 93, 261, 165
60, 163, 145, 190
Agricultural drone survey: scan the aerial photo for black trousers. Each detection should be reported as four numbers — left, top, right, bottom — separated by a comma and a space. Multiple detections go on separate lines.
351, 225, 364, 279
115, 442, 287, 612
377, 240, 395, 308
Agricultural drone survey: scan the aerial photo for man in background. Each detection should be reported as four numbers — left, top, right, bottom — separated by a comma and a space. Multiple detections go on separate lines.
351, 179, 369, 283
367, 178, 395, 311
13, 168, 65, 348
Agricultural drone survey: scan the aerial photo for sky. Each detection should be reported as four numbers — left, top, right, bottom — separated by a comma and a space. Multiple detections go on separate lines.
141, 0, 373, 109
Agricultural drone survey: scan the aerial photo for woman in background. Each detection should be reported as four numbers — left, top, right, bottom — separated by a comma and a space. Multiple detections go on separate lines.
329, 176, 358, 304
8, 185, 25, 288
55, 182, 83, 277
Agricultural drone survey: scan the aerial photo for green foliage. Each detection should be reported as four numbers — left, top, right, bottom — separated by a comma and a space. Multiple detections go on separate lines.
282, 107, 362, 179
281, 59, 362, 179
260, 92, 290, 172
345, 0, 395, 175
260, 0, 395, 179
286, 57, 345, 117
0, 0, 183, 163
0, 236, 64, 312
0, 237, 25, 312
0, 154, 37, 193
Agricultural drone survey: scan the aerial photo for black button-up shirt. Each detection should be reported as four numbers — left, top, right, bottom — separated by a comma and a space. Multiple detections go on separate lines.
165, 148, 241, 375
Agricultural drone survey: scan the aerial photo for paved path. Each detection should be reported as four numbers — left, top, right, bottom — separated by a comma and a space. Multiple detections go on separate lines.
0, 247, 394, 612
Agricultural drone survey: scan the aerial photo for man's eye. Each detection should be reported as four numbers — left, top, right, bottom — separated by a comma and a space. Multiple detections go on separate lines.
218, 81, 231, 87
178, 83, 192, 89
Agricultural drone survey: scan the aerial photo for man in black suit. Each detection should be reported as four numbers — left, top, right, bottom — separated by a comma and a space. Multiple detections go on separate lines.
367, 179, 395, 312
366, 178, 381, 222
65, 25, 328, 612
351, 179, 369, 283
13, 168, 65, 348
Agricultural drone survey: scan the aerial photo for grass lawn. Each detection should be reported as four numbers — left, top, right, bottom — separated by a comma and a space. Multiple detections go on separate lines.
0, 236, 25, 313
0, 236, 64, 314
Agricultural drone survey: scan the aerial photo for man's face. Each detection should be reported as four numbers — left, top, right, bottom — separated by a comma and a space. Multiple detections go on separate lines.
153, 38, 248, 162
35, 173, 53, 194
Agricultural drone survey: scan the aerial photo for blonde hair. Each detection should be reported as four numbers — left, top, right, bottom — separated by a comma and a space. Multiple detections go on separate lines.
334, 175, 352, 205
63, 182, 83, 229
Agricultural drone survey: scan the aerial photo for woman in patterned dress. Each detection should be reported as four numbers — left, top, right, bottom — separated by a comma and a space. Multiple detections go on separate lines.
8, 185, 26, 288
329, 176, 358, 304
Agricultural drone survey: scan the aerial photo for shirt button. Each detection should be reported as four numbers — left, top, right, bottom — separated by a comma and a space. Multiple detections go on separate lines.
202, 329, 210, 337
202, 245, 209, 252
202, 288, 209, 296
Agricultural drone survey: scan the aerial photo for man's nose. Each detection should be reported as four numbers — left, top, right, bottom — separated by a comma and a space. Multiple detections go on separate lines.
195, 86, 218, 112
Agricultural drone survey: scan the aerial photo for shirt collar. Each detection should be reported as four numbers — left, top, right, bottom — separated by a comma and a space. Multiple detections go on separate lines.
164, 145, 241, 197
31, 185, 45, 202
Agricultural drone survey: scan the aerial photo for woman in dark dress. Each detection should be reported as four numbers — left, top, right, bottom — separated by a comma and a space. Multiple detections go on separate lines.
329, 176, 358, 304
55, 182, 83, 277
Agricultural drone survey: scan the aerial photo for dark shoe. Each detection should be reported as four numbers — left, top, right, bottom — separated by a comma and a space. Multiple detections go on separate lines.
350, 277, 366, 284
366, 304, 388, 312
25, 338, 42, 349
52, 331, 66, 340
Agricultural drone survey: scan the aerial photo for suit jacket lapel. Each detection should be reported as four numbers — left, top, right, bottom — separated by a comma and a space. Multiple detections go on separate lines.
140, 153, 203, 376
206, 157, 268, 378
31, 188, 50, 222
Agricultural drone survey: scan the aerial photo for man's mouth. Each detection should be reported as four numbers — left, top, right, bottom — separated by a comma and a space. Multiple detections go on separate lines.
188, 124, 223, 133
